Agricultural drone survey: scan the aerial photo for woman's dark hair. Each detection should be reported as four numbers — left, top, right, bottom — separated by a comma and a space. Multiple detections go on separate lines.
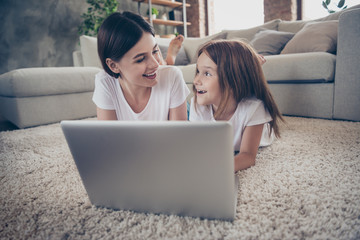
97, 11, 155, 78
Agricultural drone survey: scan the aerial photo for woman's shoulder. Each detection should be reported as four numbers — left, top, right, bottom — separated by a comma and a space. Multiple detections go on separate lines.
95, 70, 114, 82
95, 69, 107, 78
156, 66, 184, 89
94, 70, 119, 90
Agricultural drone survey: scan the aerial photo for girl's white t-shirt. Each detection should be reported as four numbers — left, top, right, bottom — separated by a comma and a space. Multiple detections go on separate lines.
92, 66, 190, 120
189, 97, 274, 151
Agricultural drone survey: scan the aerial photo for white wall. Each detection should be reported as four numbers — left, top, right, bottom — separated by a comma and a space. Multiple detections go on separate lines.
213, 0, 264, 32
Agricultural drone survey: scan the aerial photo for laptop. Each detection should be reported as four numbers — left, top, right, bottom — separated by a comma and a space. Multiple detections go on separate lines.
61, 120, 238, 221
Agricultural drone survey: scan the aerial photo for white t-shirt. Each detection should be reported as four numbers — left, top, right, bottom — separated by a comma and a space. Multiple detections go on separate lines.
189, 97, 274, 151
92, 66, 190, 120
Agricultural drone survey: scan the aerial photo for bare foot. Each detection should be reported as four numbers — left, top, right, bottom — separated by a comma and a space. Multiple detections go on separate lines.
165, 35, 184, 65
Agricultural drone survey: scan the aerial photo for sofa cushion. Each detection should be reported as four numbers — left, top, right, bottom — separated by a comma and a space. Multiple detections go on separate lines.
177, 52, 336, 85
177, 64, 196, 103
80, 35, 102, 68
80, 35, 191, 67
281, 21, 338, 54
0, 67, 101, 97
262, 52, 336, 83
276, 5, 360, 34
225, 19, 281, 41
250, 29, 295, 55
177, 64, 196, 84
278, 20, 309, 33
73, 51, 84, 67
182, 31, 228, 64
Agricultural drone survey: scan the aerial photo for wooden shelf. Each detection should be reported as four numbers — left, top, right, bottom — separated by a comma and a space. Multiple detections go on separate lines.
146, 18, 191, 26
134, 0, 190, 37
133, 0, 190, 8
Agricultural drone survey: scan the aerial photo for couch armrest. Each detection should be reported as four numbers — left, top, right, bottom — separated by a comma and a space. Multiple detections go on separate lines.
333, 8, 360, 121
0, 67, 101, 128
73, 50, 84, 67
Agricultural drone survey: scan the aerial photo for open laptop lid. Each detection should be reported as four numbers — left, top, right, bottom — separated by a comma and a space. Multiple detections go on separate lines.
61, 120, 236, 220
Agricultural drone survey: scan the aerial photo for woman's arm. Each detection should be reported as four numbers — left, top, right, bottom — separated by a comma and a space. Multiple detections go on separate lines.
96, 107, 117, 120
234, 124, 264, 172
168, 101, 188, 120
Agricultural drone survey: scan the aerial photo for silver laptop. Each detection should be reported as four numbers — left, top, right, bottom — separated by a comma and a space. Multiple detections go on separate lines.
61, 120, 238, 221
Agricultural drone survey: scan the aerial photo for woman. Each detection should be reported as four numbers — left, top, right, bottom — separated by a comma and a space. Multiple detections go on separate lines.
92, 11, 189, 121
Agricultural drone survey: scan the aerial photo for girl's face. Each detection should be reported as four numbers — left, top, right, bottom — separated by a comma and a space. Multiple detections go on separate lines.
193, 52, 222, 108
110, 33, 161, 88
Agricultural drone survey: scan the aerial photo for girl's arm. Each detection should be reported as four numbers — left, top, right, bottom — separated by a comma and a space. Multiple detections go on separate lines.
234, 124, 264, 172
168, 101, 188, 120
96, 107, 117, 120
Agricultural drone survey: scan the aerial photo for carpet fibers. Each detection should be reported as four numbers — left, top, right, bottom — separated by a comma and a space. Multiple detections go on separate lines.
1, 117, 359, 239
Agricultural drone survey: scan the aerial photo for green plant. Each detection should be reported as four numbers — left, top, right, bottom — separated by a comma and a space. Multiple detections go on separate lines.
78, 0, 118, 37
147, 7, 159, 16
322, 0, 347, 14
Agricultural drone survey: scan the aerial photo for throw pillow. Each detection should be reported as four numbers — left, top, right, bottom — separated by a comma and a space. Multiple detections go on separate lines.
79, 35, 102, 68
158, 44, 190, 66
250, 29, 295, 55
278, 20, 308, 33
281, 20, 338, 54
225, 19, 281, 41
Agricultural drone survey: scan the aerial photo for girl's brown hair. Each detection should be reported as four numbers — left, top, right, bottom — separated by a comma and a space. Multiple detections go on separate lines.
193, 39, 284, 137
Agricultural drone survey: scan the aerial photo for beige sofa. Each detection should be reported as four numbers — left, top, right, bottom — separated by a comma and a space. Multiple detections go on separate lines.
0, 67, 100, 128
73, 6, 360, 121
0, 6, 359, 129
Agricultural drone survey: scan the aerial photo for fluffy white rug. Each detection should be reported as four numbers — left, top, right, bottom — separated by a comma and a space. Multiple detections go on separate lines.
1, 117, 359, 239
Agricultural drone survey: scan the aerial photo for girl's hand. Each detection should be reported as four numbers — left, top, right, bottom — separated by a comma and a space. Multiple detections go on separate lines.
234, 124, 264, 172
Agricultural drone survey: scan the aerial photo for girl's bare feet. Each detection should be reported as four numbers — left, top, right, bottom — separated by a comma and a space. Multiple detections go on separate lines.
165, 35, 184, 65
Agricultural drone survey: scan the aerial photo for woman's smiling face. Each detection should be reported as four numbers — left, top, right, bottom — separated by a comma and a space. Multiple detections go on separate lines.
193, 52, 222, 108
111, 32, 161, 88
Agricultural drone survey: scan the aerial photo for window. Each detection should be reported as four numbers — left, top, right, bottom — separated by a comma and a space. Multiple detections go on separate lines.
302, 0, 359, 20
213, 0, 264, 33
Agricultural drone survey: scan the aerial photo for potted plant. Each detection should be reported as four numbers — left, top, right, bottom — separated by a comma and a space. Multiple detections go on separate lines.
78, 0, 118, 36
322, 0, 347, 13
147, 7, 159, 19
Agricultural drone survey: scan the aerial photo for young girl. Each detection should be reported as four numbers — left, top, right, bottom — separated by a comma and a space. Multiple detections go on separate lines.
189, 40, 283, 172
93, 11, 189, 121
